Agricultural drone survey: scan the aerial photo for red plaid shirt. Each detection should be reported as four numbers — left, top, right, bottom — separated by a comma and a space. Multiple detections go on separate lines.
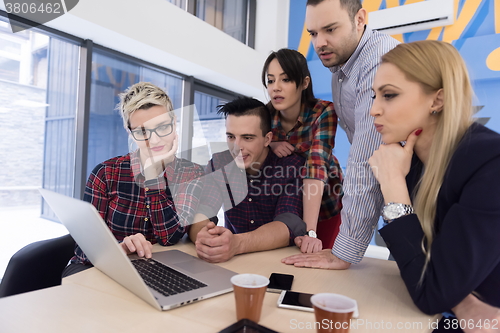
72, 152, 204, 264
271, 99, 343, 221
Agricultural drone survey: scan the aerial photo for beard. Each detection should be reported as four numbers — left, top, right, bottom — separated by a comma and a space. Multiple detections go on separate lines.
317, 48, 352, 68
316, 25, 361, 68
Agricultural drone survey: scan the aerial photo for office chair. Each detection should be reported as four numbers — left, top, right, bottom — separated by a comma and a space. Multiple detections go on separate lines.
0, 234, 75, 298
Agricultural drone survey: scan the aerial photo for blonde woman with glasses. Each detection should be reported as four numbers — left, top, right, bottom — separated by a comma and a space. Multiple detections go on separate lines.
63, 82, 204, 276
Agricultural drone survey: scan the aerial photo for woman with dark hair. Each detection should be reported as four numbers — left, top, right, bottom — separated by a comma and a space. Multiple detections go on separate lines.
262, 48, 342, 253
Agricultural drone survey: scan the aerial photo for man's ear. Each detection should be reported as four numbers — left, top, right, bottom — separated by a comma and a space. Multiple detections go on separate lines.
264, 131, 273, 147
355, 8, 367, 30
432, 89, 444, 113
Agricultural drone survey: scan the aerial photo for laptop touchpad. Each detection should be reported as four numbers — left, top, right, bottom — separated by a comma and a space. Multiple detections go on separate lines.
175, 260, 216, 274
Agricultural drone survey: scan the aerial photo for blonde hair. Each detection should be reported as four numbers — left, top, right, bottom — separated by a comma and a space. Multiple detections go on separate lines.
118, 82, 174, 128
381, 40, 473, 279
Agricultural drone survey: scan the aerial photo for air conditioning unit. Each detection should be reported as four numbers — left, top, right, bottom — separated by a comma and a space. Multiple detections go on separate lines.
368, 0, 454, 35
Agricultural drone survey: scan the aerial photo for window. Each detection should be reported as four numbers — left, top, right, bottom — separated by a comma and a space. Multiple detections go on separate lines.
0, 15, 80, 275
0, 25, 48, 86
0, 17, 79, 211
190, 84, 240, 165
0, 57, 20, 81
167, 0, 255, 47
189, 90, 227, 164
166, 0, 187, 10
196, 0, 252, 45
0, 10, 242, 278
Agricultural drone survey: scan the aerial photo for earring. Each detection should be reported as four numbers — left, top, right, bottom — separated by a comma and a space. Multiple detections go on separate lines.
431, 110, 438, 115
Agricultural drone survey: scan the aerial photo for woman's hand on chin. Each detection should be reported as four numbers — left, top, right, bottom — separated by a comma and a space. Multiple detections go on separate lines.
368, 129, 421, 204
141, 134, 179, 179
369, 129, 421, 186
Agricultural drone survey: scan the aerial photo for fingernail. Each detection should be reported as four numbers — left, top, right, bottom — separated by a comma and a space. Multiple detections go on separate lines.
415, 129, 422, 136
138, 251, 144, 257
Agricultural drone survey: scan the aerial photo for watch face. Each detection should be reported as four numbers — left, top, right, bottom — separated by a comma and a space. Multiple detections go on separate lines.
383, 204, 404, 220
307, 230, 317, 238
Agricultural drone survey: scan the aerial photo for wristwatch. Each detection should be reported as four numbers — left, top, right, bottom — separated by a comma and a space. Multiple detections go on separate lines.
307, 230, 317, 238
382, 202, 414, 223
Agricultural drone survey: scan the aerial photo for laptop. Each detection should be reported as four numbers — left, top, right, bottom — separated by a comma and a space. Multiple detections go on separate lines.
39, 188, 237, 311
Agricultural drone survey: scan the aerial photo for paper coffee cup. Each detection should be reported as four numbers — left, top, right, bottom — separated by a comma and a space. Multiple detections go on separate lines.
231, 274, 269, 323
311, 293, 357, 333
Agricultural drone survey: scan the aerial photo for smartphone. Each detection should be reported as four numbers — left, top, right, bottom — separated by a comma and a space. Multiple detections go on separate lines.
278, 291, 360, 317
277, 290, 314, 312
267, 273, 294, 293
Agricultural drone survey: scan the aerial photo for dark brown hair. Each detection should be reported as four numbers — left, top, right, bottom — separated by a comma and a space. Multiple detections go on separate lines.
306, 0, 362, 21
262, 48, 317, 111
217, 97, 271, 136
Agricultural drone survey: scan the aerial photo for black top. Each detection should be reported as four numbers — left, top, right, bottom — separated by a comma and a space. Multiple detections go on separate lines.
380, 123, 500, 314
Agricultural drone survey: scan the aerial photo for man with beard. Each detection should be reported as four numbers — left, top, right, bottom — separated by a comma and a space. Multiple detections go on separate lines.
282, 0, 399, 268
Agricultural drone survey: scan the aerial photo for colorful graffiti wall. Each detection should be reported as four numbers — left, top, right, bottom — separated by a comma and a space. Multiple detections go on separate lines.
288, 0, 500, 166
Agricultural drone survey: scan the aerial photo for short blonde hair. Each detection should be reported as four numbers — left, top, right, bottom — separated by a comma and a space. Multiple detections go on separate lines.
118, 82, 174, 128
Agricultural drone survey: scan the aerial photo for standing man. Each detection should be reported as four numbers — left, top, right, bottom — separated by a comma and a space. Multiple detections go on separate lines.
283, 0, 399, 268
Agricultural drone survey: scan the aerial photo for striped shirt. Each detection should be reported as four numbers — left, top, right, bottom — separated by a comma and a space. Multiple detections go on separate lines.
270, 99, 343, 221
197, 149, 305, 244
72, 153, 205, 264
330, 26, 400, 263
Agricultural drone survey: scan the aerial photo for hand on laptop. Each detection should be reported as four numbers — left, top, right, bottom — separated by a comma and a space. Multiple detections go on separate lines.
121, 233, 153, 258
195, 222, 239, 263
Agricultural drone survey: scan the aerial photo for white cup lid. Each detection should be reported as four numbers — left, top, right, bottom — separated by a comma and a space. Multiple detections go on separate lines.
231, 273, 269, 288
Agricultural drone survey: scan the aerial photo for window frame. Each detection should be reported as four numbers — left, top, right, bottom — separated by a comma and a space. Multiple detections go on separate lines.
0, 9, 243, 202
184, 0, 256, 47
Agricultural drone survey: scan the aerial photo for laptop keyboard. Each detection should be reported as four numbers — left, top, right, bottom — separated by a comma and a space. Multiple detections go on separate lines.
131, 258, 207, 297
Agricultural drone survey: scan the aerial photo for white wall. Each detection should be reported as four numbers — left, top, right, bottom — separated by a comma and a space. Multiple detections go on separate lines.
255, 0, 289, 56
0, 0, 290, 101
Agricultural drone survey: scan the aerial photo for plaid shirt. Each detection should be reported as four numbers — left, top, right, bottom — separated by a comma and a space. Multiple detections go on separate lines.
197, 149, 304, 244
271, 99, 343, 221
72, 152, 204, 264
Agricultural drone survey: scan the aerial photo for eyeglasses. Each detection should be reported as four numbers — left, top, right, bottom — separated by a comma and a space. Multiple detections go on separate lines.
128, 120, 174, 141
